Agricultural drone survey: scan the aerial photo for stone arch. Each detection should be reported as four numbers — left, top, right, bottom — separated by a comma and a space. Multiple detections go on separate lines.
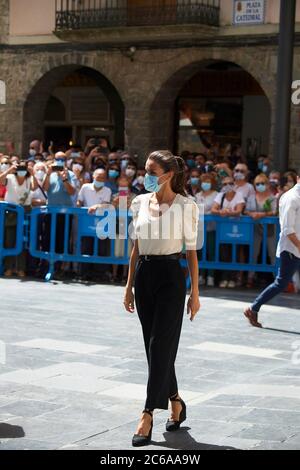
22, 61, 125, 152
149, 56, 274, 154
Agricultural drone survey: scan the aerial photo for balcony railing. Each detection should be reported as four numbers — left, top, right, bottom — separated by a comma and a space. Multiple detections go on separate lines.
55, 1, 220, 31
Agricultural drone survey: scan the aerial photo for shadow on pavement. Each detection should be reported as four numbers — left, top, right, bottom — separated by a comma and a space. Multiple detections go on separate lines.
0, 423, 25, 439
200, 287, 300, 312
151, 427, 238, 450
263, 327, 300, 335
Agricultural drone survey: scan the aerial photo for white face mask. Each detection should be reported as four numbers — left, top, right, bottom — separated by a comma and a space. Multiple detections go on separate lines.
1, 163, 10, 172
29, 149, 36, 157
125, 168, 135, 177
221, 184, 234, 194
35, 170, 45, 180
234, 172, 246, 181
72, 163, 83, 172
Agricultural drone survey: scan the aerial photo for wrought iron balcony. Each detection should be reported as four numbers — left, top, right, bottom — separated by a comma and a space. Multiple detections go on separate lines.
55, 1, 220, 31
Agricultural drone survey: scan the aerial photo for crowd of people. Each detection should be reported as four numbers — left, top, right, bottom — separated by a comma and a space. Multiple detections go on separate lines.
0, 138, 298, 289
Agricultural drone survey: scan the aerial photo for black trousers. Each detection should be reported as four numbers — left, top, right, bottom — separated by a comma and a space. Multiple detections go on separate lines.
134, 257, 186, 410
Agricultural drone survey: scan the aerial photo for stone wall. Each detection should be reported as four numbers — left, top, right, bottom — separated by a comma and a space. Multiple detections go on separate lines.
0, 0, 9, 44
0, 42, 299, 170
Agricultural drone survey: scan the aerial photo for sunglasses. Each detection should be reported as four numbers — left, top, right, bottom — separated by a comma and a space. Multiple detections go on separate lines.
235, 169, 245, 173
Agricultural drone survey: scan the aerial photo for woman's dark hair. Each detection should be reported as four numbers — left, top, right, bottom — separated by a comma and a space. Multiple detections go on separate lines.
284, 170, 297, 185
147, 150, 187, 196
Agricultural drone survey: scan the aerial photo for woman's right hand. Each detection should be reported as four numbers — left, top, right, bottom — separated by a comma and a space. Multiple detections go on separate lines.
123, 287, 135, 313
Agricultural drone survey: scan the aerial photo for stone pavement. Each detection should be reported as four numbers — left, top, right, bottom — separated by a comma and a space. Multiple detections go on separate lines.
0, 278, 299, 450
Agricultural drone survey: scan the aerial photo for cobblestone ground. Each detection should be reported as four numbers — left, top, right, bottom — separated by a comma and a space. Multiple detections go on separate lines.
0, 278, 299, 450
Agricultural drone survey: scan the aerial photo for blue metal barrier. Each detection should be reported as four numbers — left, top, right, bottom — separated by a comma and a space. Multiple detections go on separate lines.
0, 202, 25, 275
28, 207, 280, 285
193, 214, 279, 272
181, 214, 280, 288
29, 206, 132, 281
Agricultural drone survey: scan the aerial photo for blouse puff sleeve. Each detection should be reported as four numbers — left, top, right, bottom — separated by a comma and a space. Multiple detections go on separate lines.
183, 198, 200, 250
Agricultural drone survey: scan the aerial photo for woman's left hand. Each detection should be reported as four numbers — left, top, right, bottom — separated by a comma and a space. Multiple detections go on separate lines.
187, 293, 200, 322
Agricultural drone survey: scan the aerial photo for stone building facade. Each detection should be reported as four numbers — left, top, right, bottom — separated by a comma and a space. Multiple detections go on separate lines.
0, 0, 299, 170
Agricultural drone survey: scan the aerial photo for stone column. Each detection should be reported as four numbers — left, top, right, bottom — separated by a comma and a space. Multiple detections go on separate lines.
0, 0, 9, 45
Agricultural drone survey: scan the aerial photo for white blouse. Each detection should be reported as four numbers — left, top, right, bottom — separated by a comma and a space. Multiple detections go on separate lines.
4, 174, 32, 206
129, 192, 199, 255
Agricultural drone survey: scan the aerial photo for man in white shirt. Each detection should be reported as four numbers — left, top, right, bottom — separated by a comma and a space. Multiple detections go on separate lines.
77, 168, 112, 211
244, 175, 300, 327
77, 168, 112, 281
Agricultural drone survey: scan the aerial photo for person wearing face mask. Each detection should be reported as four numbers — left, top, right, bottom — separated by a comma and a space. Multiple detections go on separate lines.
124, 162, 137, 185
42, 151, 77, 279
233, 164, 256, 286
111, 176, 136, 284
31, 162, 48, 206
283, 171, 297, 192
43, 152, 77, 206
233, 164, 255, 204
28, 140, 41, 161
187, 169, 201, 198
185, 154, 195, 169
105, 165, 120, 195
71, 157, 91, 204
211, 177, 245, 288
30, 162, 50, 277
77, 168, 112, 282
108, 152, 119, 167
269, 171, 281, 196
195, 153, 206, 170
120, 153, 130, 173
124, 150, 200, 447
244, 171, 300, 328
0, 157, 11, 201
257, 155, 266, 174
132, 168, 147, 195
0, 159, 39, 278
77, 168, 112, 212
85, 146, 108, 173
244, 174, 278, 288
195, 174, 218, 287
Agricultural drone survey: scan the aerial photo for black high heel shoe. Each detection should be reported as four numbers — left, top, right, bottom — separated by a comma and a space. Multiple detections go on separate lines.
132, 409, 153, 447
166, 395, 186, 432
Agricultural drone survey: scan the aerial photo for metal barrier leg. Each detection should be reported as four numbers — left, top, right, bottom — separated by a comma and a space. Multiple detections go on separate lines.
0, 255, 3, 276
45, 260, 55, 282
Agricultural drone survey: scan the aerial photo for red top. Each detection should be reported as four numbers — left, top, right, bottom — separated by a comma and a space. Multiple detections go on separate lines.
0, 184, 7, 199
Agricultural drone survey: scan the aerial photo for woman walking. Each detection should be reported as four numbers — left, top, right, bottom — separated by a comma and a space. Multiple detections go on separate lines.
123, 150, 200, 447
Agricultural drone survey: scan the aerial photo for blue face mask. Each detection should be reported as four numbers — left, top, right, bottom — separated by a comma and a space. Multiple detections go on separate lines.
201, 182, 212, 192
109, 169, 119, 179
258, 161, 264, 171
256, 183, 266, 193
144, 173, 167, 193
186, 159, 195, 168
190, 177, 199, 186
94, 180, 105, 189
55, 159, 65, 168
